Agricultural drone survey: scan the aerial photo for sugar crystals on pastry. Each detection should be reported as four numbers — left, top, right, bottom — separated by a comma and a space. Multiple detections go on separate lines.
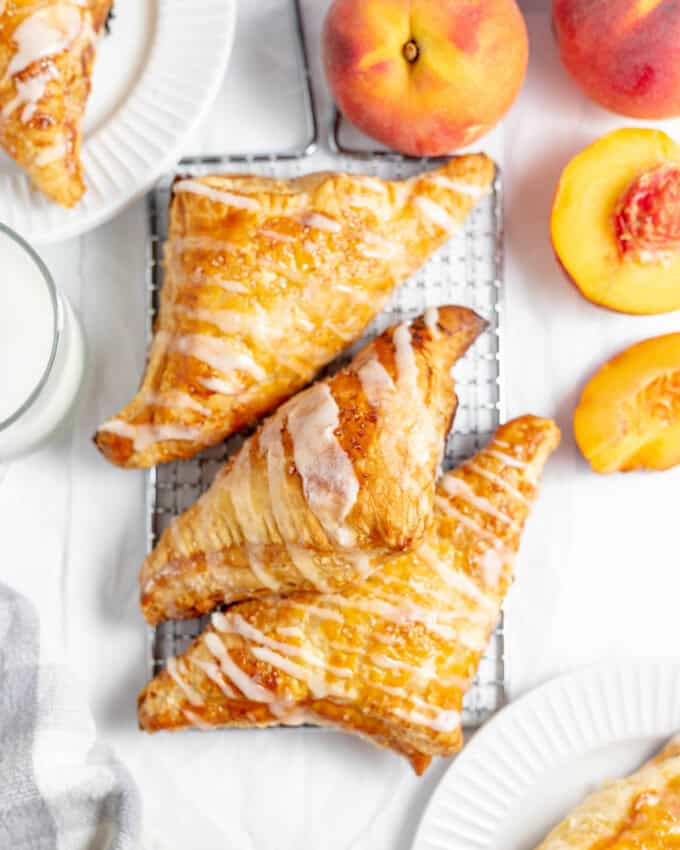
95, 154, 496, 468
0, 1, 112, 207
140, 306, 486, 625
138, 416, 561, 774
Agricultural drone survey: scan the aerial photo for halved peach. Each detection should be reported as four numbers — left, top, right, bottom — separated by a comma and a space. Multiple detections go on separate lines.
551, 128, 680, 314
574, 333, 680, 473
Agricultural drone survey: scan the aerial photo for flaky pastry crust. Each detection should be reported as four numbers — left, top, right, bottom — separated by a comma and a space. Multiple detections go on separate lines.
95, 154, 495, 467
0, 0, 111, 206
138, 416, 560, 774
140, 306, 486, 625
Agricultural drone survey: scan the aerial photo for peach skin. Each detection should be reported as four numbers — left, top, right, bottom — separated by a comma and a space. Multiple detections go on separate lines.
322, 0, 528, 157
554, 0, 680, 119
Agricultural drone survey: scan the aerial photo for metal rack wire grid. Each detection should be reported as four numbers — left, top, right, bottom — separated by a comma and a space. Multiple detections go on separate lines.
143, 0, 505, 730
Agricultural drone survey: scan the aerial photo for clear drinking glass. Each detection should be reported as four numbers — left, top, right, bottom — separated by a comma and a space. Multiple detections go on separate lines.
0, 224, 86, 460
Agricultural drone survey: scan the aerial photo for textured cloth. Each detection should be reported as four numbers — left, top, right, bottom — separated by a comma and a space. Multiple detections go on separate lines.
0, 582, 141, 850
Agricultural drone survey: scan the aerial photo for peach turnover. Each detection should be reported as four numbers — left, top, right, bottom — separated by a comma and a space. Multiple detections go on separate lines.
551, 128, 680, 314
574, 333, 680, 473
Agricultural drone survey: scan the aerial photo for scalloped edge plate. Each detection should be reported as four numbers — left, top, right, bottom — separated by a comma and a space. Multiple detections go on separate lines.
0, 0, 236, 244
412, 661, 680, 850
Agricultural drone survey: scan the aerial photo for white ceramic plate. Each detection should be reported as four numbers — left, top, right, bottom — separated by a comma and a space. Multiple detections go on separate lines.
412, 661, 680, 850
0, 0, 236, 244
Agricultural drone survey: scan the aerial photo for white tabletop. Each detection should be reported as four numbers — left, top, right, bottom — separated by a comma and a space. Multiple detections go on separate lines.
2, 2, 680, 848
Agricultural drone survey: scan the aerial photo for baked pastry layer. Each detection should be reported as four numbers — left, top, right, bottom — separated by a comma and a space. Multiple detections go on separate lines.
138, 416, 560, 774
140, 306, 485, 625
535, 737, 680, 849
0, 0, 112, 206
95, 154, 495, 467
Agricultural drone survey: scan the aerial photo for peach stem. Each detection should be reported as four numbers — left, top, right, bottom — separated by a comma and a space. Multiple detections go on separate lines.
402, 40, 419, 63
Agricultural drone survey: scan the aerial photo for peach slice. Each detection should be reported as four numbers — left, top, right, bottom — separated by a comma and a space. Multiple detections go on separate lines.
551, 128, 680, 314
574, 333, 680, 473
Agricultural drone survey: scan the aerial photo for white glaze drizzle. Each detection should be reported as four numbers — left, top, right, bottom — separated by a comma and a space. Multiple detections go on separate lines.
464, 461, 530, 506
275, 626, 305, 639
214, 613, 353, 692
479, 548, 505, 588
357, 175, 388, 194
378, 572, 488, 622
283, 602, 344, 623
356, 356, 394, 407
214, 279, 249, 294
428, 175, 489, 199
414, 196, 458, 232
260, 228, 294, 243
255, 409, 298, 544
362, 590, 484, 649
175, 236, 240, 255
198, 375, 239, 396
34, 139, 68, 165
249, 647, 329, 698
432, 498, 512, 590
317, 595, 455, 641
301, 211, 341, 232
174, 305, 278, 339
486, 449, 528, 470
440, 476, 516, 528
166, 657, 204, 707
99, 419, 202, 452
182, 710, 214, 731
424, 306, 439, 334
417, 544, 496, 612
173, 334, 265, 381
392, 706, 461, 733
191, 658, 238, 698
434, 496, 506, 549
7, 5, 82, 77
142, 389, 210, 417
286, 383, 359, 547
2, 66, 57, 123
203, 632, 274, 703
258, 410, 298, 543
174, 179, 260, 211
393, 322, 418, 392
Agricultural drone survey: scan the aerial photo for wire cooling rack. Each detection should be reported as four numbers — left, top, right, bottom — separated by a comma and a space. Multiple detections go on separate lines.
143, 0, 506, 729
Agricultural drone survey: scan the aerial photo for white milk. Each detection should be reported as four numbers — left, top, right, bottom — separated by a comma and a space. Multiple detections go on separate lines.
0, 227, 85, 460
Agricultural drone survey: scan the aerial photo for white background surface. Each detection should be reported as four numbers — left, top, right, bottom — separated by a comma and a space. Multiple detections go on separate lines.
2, 1, 680, 848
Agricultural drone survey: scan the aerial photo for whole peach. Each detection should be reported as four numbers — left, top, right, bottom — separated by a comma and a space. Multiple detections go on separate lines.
322, 0, 528, 157
554, 0, 680, 118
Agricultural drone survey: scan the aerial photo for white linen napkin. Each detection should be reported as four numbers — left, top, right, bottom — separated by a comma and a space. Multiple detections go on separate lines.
0, 581, 141, 850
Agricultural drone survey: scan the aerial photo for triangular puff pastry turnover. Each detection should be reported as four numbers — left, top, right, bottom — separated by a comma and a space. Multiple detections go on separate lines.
0, 0, 112, 207
138, 416, 560, 774
533, 737, 680, 849
140, 306, 486, 625
95, 153, 495, 468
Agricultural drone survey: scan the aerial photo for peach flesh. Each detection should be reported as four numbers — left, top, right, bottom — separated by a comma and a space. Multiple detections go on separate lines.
614, 164, 680, 264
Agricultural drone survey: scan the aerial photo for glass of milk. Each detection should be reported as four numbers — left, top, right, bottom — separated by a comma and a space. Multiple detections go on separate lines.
0, 224, 86, 460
